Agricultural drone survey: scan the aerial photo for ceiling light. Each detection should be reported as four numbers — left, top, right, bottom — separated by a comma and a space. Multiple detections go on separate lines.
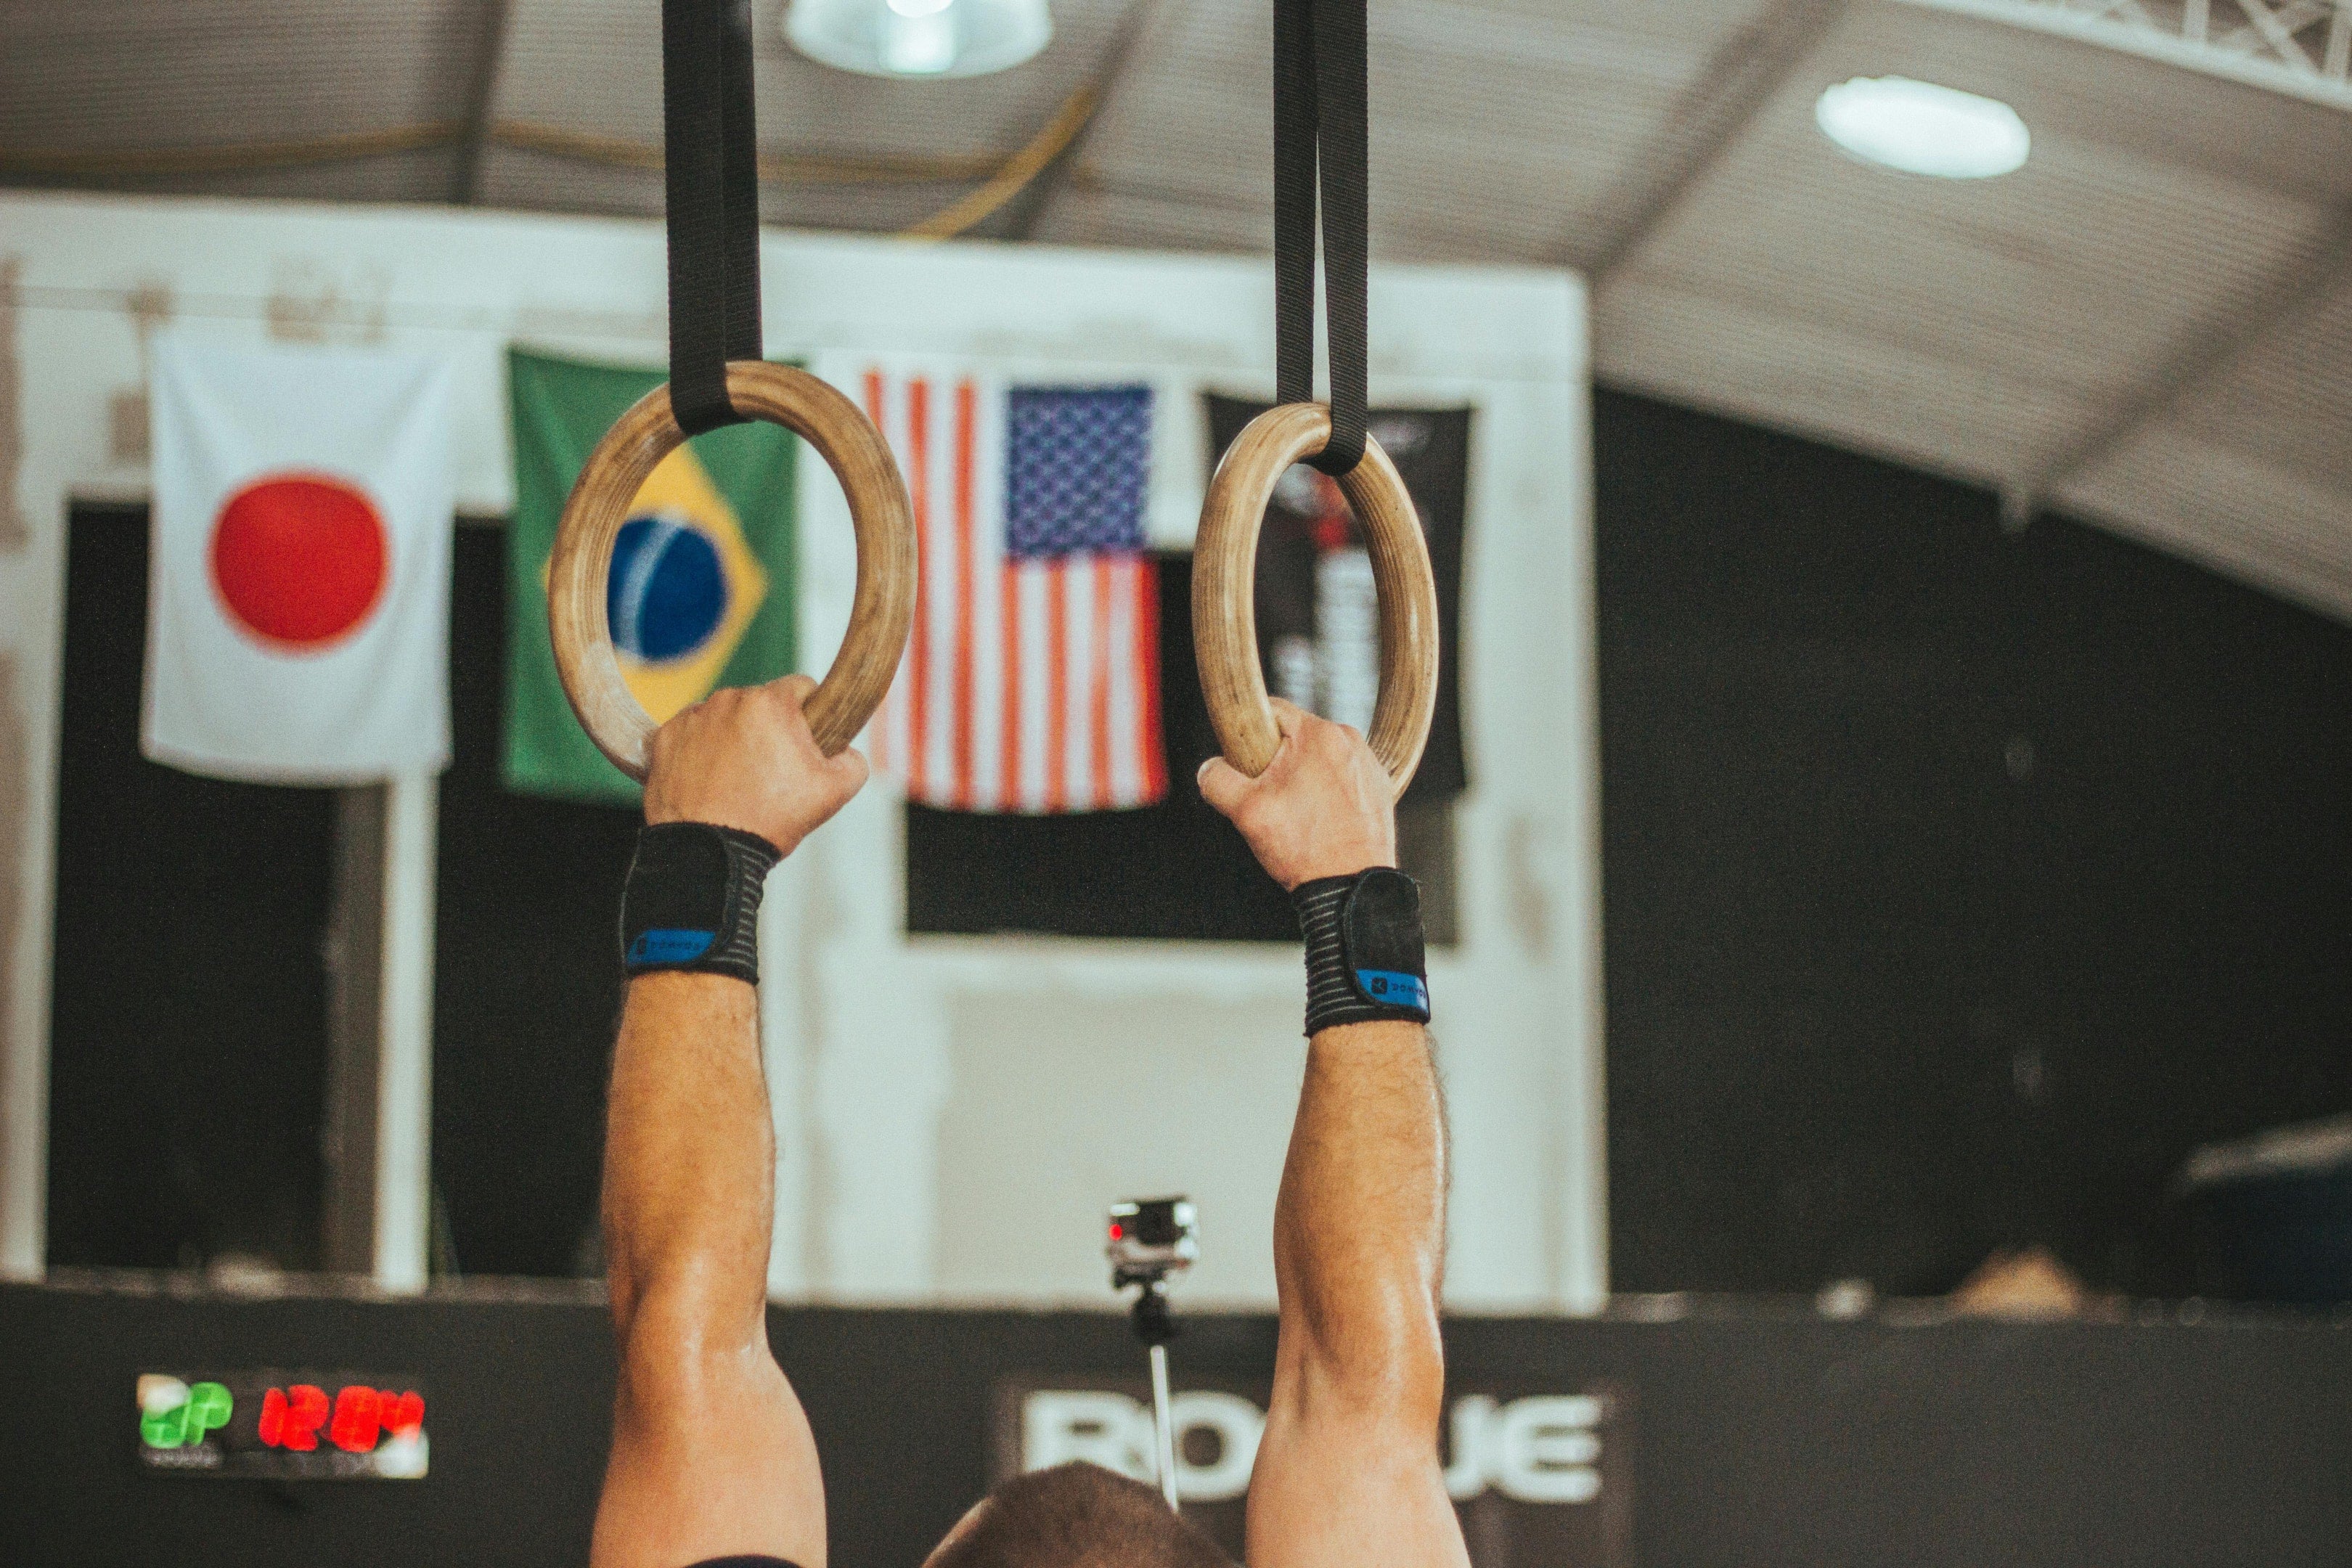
1814, 76, 2030, 179
785, 0, 1052, 78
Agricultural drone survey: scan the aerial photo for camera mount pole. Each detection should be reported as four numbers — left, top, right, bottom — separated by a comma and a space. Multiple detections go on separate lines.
1108, 1196, 1195, 1514
1129, 1278, 1180, 1511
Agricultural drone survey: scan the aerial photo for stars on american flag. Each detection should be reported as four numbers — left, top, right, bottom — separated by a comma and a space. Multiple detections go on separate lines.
1006, 386, 1152, 558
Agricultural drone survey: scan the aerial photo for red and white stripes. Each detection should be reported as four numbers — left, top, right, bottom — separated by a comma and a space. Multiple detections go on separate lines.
859, 365, 1167, 813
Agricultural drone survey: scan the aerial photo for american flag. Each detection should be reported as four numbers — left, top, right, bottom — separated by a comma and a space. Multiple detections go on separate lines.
859, 366, 1168, 812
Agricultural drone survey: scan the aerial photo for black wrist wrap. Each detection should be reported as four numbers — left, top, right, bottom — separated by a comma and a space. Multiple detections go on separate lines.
620, 823, 780, 984
1293, 867, 1431, 1037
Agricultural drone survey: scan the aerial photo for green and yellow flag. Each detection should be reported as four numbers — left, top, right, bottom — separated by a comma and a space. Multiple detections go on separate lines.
504, 348, 798, 804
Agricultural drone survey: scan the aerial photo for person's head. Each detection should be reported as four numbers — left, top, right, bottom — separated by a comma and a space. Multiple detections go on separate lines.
922, 1462, 1237, 1568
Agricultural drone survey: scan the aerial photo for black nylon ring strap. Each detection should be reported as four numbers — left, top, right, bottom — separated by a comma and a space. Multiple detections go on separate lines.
663, 0, 764, 437
1273, 0, 1369, 476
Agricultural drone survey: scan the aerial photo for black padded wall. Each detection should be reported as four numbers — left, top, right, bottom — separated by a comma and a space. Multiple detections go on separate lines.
47, 505, 335, 1270
1596, 391, 2352, 1296
431, 525, 637, 1278
7, 1285, 2352, 1568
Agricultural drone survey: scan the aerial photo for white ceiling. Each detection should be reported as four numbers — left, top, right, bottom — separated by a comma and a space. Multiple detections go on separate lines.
5, 0, 2352, 616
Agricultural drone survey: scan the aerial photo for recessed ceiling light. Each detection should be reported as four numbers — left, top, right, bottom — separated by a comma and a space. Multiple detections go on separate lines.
1815, 75, 2030, 179
785, 0, 1053, 78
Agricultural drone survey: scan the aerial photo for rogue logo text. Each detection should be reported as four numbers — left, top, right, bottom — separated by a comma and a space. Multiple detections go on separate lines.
1020, 1388, 1605, 1504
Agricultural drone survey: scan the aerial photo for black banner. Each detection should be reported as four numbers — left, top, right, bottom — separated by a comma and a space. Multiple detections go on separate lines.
18, 1289, 2352, 1566
1204, 395, 1471, 802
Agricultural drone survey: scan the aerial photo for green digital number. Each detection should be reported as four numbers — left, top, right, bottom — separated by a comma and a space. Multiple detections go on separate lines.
139, 1380, 233, 1449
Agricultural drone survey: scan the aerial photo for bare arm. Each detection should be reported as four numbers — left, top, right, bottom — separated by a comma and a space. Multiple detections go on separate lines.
1199, 705, 1470, 1568
592, 676, 865, 1568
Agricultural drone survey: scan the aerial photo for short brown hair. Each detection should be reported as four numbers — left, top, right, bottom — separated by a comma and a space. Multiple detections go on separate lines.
922, 1462, 1237, 1568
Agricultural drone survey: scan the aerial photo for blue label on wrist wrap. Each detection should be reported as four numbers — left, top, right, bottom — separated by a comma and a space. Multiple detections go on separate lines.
1352, 969, 1429, 1010
628, 928, 718, 965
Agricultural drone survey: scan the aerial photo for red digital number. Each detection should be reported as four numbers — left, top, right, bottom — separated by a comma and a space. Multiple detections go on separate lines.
381, 1390, 425, 1438
273, 1384, 330, 1451
330, 1386, 383, 1453
261, 1381, 422, 1453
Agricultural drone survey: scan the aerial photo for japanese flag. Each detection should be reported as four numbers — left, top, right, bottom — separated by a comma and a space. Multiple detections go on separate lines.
144, 336, 455, 783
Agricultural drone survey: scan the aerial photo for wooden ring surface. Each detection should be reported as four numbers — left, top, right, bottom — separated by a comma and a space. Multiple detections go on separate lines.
1193, 403, 1439, 799
547, 361, 915, 781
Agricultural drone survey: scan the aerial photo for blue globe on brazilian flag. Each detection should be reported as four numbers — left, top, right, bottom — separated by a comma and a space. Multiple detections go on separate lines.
605, 446, 769, 723
505, 348, 796, 804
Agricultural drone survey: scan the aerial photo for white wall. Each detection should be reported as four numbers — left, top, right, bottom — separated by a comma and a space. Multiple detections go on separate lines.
0, 191, 1602, 1311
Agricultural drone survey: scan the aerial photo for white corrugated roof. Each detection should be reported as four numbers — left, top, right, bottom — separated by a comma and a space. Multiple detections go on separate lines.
5, 0, 2350, 613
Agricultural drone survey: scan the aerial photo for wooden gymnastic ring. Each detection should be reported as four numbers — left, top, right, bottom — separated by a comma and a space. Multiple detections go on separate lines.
547, 361, 915, 781
1193, 403, 1439, 799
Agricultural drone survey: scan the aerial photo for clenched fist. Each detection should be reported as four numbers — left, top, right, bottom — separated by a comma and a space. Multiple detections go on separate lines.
642, 674, 867, 857
1196, 699, 1395, 890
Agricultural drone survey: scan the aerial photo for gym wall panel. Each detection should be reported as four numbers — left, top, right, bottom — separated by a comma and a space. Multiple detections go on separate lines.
0, 192, 1598, 1308
0, 652, 20, 1270
933, 989, 1301, 1303
7, 1280, 2351, 1567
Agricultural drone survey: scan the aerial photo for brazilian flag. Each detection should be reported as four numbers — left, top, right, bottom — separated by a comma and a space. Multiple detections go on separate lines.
505, 348, 797, 804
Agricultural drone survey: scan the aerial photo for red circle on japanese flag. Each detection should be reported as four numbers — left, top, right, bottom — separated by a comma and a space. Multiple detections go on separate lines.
209, 472, 388, 650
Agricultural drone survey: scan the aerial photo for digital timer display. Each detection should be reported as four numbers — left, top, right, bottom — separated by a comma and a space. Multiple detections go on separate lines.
137, 1371, 428, 1479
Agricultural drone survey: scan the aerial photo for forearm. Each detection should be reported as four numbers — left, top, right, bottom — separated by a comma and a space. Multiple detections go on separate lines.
1271, 1018, 1448, 1425
602, 972, 774, 1355
592, 679, 854, 1568
592, 965, 825, 1568
1212, 707, 1466, 1564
